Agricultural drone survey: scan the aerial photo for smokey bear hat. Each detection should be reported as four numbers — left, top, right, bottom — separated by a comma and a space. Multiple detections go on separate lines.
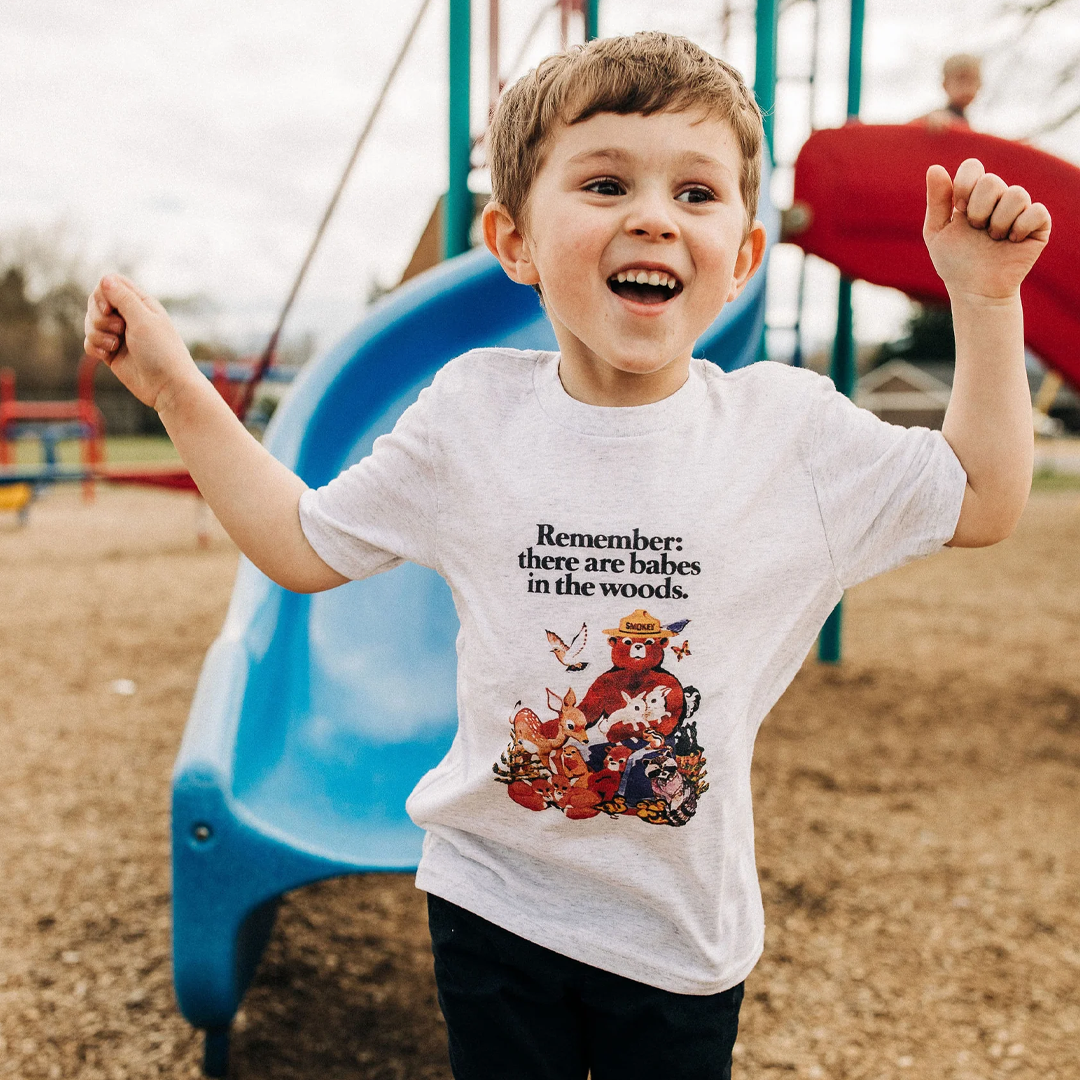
604, 609, 671, 640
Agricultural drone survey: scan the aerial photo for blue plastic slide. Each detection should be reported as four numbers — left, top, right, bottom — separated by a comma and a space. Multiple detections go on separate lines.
171, 184, 777, 1074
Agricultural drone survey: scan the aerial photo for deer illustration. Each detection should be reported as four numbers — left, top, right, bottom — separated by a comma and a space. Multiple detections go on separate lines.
511, 688, 588, 772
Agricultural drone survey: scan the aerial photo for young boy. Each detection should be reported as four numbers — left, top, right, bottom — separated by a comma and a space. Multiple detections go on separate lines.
85, 32, 1049, 1080
919, 53, 982, 130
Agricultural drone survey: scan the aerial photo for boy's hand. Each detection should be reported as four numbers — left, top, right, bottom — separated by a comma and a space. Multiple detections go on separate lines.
923, 108, 959, 132
923, 159, 1051, 303
83, 275, 200, 412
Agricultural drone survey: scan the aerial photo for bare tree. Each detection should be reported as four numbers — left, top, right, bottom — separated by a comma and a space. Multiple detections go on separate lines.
1005, 0, 1080, 139
0, 228, 92, 395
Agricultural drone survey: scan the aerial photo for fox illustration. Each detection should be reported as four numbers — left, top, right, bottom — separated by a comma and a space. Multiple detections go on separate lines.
587, 744, 632, 802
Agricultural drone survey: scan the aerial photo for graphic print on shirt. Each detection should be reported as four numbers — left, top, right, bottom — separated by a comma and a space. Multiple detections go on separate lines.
493, 608, 707, 826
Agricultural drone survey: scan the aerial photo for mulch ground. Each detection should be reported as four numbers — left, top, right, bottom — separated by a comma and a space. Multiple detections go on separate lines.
1, 484, 1077, 1080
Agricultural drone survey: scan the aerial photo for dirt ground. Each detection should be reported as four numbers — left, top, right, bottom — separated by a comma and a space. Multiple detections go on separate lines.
1, 483, 1078, 1080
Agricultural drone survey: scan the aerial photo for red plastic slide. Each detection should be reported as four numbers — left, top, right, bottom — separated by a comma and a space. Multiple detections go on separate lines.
790, 124, 1080, 391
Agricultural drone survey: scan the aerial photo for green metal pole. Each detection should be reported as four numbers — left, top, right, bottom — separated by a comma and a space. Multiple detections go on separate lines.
446, 0, 472, 259
846, 0, 865, 120
820, 0, 865, 665
753, 0, 779, 164
585, 0, 600, 41
818, 277, 854, 663
752, 1, 779, 367
832, 280, 856, 398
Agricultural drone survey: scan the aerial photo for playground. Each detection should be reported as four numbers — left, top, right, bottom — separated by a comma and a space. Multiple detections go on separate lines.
3, 0, 1080, 1076
2, 479, 1078, 1077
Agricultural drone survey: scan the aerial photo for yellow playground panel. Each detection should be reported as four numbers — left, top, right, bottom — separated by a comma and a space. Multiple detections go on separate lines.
0, 482, 33, 514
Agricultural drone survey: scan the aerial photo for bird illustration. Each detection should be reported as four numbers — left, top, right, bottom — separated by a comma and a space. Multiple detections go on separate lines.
546, 624, 589, 671
665, 619, 691, 636
672, 640, 691, 662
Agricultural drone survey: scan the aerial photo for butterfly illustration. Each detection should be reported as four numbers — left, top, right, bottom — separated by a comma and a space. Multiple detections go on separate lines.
546, 624, 589, 671
665, 619, 691, 636
672, 640, 691, 662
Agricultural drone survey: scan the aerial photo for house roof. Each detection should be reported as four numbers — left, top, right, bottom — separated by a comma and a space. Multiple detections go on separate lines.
856, 359, 952, 412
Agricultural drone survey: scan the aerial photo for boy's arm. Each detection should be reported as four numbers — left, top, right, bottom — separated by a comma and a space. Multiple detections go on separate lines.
914, 108, 962, 132
922, 159, 1052, 547
84, 275, 347, 593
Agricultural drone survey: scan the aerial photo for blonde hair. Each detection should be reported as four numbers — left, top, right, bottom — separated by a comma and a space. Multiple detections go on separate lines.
488, 32, 763, 235
943, 53, 981, 79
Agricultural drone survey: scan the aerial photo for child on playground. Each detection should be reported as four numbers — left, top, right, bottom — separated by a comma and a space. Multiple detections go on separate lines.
918, 52, 982, 130
85, 32, 1050, 1080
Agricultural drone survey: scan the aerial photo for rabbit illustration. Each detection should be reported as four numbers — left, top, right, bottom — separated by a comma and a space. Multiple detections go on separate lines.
599, 690, 665, 747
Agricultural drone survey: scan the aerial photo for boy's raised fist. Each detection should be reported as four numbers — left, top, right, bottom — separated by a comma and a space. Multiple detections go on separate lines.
923, 158, 1051, 302
84, 275, 198, 412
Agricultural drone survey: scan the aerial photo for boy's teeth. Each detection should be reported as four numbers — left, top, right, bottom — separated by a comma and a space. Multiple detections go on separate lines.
611, 268, 681, 291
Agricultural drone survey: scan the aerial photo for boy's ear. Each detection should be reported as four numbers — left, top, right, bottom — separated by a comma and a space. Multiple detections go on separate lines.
726, 221, 768, 304
482, 202, 541, 287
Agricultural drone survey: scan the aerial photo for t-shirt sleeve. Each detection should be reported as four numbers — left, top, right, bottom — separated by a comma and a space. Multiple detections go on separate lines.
810, 378, 967, 590
298, 386, 440, 580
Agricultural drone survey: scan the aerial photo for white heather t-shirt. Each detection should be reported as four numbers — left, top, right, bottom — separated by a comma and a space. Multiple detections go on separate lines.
298, 348, 966, 995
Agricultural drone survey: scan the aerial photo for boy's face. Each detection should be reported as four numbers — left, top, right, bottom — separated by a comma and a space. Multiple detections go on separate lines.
484, 110, 765, 404
944, 68, 980, 109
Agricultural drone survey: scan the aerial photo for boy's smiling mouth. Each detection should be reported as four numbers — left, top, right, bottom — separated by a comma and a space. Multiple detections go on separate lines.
607, 266, 684, 305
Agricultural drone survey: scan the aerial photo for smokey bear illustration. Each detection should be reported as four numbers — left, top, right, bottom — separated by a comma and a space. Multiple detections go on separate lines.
493, 609, 707, 826
580, 613, 685, 737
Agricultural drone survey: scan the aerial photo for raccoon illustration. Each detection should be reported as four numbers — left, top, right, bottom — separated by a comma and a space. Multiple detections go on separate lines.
643, 747, 697, 826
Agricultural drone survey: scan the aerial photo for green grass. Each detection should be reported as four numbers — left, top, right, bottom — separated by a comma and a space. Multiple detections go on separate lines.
10, 434, 1079, 491
10, 435, 180, 466
1032, 469, 1080, 492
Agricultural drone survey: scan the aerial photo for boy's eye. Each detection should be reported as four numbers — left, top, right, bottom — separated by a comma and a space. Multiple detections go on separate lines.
675, 186, 716, 204
584, 177, 625, 196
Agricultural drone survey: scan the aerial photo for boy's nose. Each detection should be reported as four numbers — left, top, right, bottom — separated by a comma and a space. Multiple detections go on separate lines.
625, 189, 679, 241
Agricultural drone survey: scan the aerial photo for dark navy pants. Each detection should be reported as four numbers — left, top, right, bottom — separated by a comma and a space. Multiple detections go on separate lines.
428, 894, 744, 1080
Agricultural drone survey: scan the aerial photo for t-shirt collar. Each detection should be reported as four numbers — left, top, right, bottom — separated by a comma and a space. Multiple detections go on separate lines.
532, 351, 708, 437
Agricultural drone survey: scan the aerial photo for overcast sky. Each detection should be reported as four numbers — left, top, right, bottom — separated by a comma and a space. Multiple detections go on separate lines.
2, 0, 1077, 358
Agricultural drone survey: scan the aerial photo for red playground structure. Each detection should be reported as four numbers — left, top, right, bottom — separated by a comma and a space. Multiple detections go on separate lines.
0, 351, 293, 531
0, 354, 105, 501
